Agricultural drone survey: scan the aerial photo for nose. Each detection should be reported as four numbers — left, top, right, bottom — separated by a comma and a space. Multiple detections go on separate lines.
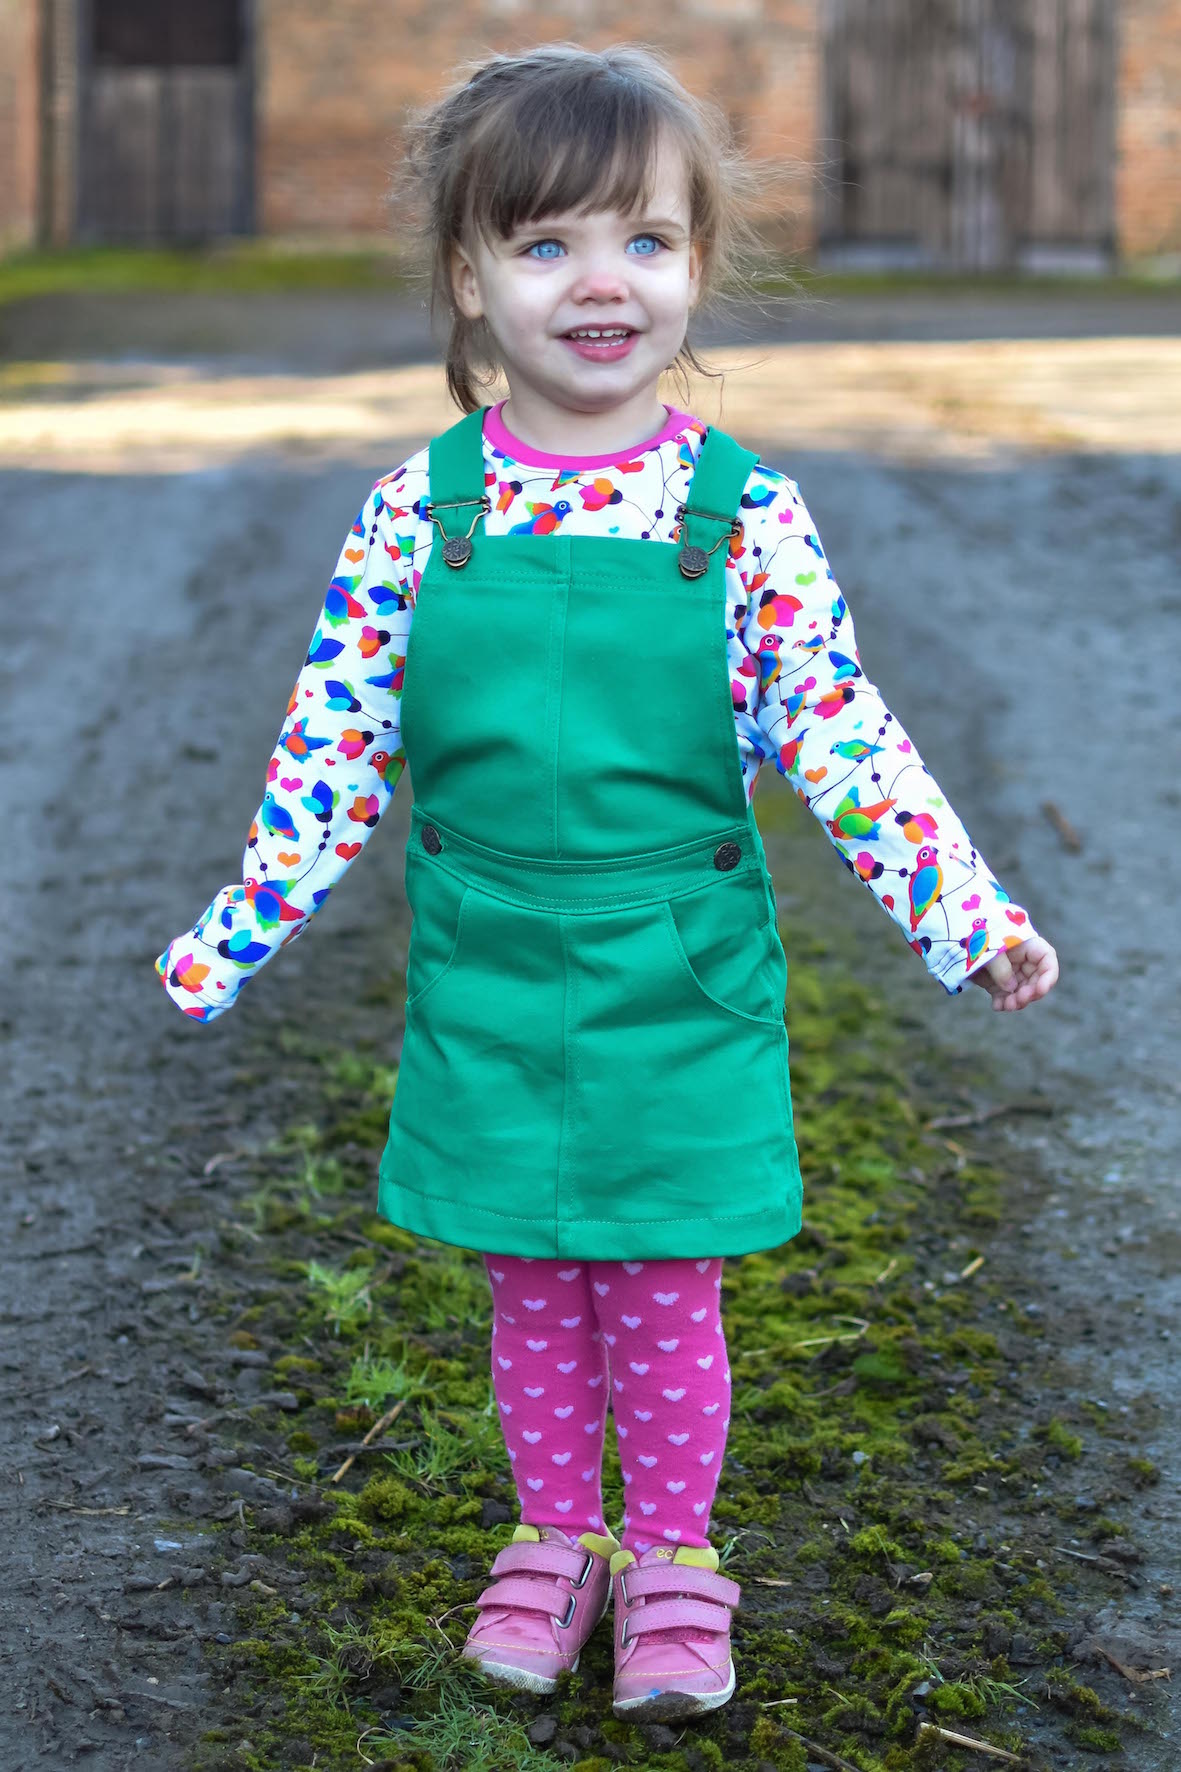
570, 262, 629, 303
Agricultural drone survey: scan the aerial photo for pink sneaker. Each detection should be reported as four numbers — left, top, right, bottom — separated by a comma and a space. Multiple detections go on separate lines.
610, 1543, 741, 1719
461, 1522, 621, 1694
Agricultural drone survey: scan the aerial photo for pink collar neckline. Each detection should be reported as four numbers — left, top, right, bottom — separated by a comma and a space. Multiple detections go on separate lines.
483, 400, 696, 469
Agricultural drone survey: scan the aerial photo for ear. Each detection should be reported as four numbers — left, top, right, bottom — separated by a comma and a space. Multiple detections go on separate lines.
687, 239, 705, 310
450, 242, 484, 322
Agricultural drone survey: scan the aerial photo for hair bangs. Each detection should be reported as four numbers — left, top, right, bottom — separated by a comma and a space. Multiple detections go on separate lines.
470, 80, 677, 249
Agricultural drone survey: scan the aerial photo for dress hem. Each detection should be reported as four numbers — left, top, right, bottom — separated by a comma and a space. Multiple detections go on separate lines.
375, 1169, 803, 1261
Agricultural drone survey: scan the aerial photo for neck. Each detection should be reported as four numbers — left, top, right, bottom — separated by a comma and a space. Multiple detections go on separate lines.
499, 388, 671, 459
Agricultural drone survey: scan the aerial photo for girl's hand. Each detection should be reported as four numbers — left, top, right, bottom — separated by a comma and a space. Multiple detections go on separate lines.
970, 936, 1059, 1011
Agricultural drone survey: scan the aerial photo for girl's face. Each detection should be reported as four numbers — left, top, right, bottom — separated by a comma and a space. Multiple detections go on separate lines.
450, 138, 703, 445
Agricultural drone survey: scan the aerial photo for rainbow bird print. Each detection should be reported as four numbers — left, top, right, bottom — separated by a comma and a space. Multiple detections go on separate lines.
259, 792, 299, 842
280, 717, 332, 762
959, 915, 989, 972
908, 844, 944, 933
509, 498, 574, 537
243, 878, 306, 933
825, 785, 898, 843
830, 737, 885, 763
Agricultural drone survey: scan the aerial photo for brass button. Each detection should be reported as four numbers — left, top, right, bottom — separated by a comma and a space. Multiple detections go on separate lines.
713, 841, 741, 871
442, 536, 473, 568
421, 824, 443, 854
678, 544, 710, 578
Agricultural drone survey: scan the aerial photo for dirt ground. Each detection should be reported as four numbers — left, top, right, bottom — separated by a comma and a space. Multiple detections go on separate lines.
0, 285, 1178, 1770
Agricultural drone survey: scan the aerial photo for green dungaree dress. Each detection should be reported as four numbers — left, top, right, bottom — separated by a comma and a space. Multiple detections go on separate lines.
377, 406, 803, 1260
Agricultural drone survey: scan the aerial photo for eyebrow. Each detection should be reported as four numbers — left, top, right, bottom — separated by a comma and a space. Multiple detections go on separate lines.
513, 215, 688, 238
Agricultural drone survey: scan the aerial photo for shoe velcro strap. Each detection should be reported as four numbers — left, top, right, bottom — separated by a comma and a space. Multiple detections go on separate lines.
623, 1564, 741, 1607
489, 1542, 590, 1581
622, 1595, 733, 1637
473, 1573, 568, 1617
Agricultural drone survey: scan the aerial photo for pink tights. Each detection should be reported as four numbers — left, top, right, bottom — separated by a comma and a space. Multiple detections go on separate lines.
483, 1254, 731, 1556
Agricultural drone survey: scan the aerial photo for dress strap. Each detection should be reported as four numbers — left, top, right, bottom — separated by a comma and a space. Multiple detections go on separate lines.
424, 406, 491, 567
675, 425, 760, 579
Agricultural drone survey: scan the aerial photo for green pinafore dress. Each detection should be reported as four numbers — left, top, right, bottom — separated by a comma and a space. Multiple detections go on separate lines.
377, 406, 803, 1260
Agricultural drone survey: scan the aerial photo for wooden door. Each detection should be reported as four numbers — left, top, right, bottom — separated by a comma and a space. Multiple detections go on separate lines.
819, 0, 1115, 273
76, 0, 253, 243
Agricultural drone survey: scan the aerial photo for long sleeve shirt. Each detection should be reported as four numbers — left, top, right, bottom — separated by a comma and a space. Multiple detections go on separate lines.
156, 400, 1037, 1021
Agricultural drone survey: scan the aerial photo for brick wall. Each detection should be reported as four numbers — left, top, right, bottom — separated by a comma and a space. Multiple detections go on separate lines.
254, 1, 821, 256
0, 0, 39, 249
1117, 0, 1181, 259
3, 1, 1179, 262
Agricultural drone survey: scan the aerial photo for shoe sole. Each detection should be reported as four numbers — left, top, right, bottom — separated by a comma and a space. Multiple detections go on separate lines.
612, 1657, 736, 1720
466, 1652, 576, 1695
464, 1587, 612, 1695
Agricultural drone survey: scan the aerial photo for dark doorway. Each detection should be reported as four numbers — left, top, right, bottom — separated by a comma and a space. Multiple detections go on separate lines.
77, 0, 254, 242
819, 0, 1116, 273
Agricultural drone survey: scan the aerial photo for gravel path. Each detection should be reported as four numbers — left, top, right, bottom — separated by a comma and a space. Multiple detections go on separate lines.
0, 287, 1177, 1767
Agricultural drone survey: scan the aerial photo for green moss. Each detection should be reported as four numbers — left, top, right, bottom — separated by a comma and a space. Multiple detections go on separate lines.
178, 798, 1147, 1770
1068, 1723, 1123, 1751
357, 1475, 420, 1524
1043, 1417, 1084, 1458
273, 1354, 322, 1376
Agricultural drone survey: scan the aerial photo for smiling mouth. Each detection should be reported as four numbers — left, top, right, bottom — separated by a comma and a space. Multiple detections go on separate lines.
560, 327, 637, 343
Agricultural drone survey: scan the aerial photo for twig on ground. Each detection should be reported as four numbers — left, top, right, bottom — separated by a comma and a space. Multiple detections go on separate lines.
782, 1730, 863, 1771
45, 1501, 132, 1516
916, 1722, 1025, 1762
330, 1398, 408, 1484
1094, 1645, 1171, 1683
796, 1315, 869, 1350
925, 1099, 1054, 1131
0, 1363, 95, 1402
1042, 800, 1082, 852
1053, 1545, 1137, 1582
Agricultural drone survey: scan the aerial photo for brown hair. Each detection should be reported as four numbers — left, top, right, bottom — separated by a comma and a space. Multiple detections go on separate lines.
386, 42, 801, 414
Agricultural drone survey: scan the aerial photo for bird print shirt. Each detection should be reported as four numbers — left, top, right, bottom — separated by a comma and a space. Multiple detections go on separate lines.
156, 400, 1037, 1020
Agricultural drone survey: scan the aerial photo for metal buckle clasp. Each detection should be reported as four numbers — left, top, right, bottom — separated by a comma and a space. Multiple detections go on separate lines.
673, 501, 742, 547
422, 493, 492, 528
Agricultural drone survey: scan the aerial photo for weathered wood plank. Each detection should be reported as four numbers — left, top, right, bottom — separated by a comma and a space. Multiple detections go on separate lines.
820, 0, 1114, 270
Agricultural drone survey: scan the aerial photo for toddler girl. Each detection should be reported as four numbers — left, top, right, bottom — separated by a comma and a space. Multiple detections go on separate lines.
156, 42, 1058, 1722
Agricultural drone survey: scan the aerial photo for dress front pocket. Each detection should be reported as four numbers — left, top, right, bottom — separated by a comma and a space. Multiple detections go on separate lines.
663, 869, 787, 1027
404, 852, 471, 1010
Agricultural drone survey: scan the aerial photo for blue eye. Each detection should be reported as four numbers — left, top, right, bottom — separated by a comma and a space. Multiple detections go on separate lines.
523, 233, 665, 260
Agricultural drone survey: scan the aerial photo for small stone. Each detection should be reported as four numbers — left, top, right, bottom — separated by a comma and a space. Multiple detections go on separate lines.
641, 1723, 679, 1751
528, 1715, 558, 1746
